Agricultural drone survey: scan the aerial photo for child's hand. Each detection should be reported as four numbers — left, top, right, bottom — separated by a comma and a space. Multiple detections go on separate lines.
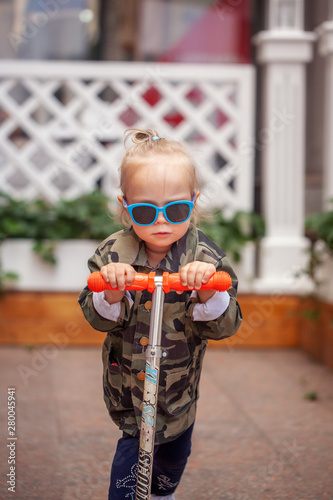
178, 262, 217, 302
100, 263, 135, 304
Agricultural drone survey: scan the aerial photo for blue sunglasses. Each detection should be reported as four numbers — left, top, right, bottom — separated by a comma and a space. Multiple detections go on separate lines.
123, 195, 195, 226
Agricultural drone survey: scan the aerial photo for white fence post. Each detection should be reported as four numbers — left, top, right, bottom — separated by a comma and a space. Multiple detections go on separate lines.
253, 28, 316, 292
317, 21, 333, 210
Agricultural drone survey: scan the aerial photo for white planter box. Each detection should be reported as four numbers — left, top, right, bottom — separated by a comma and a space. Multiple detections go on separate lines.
1, 239, 98, 292
1, 239, 256, 294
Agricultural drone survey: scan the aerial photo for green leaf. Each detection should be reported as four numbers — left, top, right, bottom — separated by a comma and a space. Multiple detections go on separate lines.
0, 268, 19, 294
304, 391, 318, 401
305, 201, 333, 252
32, 240, 57, 265
199, 208, 265, 260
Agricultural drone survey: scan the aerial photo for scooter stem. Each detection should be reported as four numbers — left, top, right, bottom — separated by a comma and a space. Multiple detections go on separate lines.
136, 275, 164, 500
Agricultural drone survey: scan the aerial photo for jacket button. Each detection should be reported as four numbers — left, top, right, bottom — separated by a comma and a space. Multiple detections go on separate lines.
137, 371, 145, 381
140, 337, 149, 346
144, 300, 152, 310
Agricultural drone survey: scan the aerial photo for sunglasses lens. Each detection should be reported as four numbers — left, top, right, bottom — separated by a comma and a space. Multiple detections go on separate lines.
131, 205, 156, 225
166, 203, 190, 223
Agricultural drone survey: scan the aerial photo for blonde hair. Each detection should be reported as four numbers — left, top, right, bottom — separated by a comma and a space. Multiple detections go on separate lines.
118, 128, 201, 226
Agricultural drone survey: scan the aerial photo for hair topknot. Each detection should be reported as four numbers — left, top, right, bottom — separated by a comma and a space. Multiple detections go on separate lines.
124, 128, 161, 146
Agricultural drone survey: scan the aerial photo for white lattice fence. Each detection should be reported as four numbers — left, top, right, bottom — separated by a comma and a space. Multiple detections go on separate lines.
0, 60, 255, 212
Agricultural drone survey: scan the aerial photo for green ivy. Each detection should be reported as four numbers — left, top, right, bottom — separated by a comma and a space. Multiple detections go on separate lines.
0, 268, 18, 295
0, 191, 265, 268
0, 190, 122, 264
305, 201, 333, 253
199, 209, 265, 262
303, 200, 333, 287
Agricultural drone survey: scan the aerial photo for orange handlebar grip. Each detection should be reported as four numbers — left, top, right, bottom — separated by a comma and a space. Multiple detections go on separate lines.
87, 271, 232, 293
209, 271, 232, 291
162, 271, 232, 293
87, 272, 152, 292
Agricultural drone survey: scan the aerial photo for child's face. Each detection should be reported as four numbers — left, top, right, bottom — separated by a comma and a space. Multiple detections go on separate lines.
124, 159, 194, 256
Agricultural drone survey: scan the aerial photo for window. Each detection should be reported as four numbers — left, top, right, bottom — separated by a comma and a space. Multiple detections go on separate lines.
1, 0, 100, 59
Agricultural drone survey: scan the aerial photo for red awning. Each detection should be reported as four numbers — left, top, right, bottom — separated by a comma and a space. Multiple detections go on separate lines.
159, 0, 251, 64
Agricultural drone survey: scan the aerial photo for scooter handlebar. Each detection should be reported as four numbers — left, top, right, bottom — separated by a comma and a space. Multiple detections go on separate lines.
87, 271, 232, 294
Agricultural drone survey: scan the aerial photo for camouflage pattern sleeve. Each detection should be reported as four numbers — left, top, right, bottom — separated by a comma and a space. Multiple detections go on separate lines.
186, 254, 242, 340
184, 229, 242, 341
78, 233, 133, 333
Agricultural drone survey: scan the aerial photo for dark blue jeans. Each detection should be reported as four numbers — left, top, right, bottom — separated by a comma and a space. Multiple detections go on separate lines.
108, 423, 194, 499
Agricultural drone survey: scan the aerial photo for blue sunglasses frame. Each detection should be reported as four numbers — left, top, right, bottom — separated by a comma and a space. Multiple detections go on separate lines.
123, 195, 195, 226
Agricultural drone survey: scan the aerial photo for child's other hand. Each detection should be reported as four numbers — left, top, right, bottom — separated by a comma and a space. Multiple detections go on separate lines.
178, 262, 216, 302
100, 263, 135, 304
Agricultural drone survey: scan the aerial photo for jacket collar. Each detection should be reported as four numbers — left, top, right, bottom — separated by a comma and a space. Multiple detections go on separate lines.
109, 224, 198, 273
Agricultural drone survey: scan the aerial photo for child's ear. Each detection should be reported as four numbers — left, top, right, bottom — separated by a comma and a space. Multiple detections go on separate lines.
194, 190, 200, 202
117, 195, 123, 205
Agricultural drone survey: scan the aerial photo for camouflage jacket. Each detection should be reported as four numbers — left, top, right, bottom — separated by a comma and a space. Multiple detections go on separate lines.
78, 224, 242, 444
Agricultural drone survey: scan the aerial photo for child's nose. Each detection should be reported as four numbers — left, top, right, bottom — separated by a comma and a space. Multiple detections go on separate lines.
155, 210, 167, 223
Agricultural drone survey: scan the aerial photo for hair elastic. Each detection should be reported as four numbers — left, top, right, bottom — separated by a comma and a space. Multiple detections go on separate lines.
152, 136, 160, 141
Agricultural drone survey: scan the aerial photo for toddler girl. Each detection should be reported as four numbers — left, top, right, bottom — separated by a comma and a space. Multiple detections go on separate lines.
78, 129, 242, 499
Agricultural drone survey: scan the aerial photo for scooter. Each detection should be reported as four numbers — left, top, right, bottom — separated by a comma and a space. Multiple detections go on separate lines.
88, 270, 232, 500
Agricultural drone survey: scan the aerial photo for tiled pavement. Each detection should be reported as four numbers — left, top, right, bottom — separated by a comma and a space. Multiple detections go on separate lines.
1, 346, 333, 500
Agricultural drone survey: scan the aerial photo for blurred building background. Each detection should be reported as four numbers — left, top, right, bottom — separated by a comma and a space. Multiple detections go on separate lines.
0, 0, 331, 211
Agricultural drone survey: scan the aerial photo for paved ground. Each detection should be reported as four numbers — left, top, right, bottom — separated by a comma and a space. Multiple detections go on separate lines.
0, 346, 333, 500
